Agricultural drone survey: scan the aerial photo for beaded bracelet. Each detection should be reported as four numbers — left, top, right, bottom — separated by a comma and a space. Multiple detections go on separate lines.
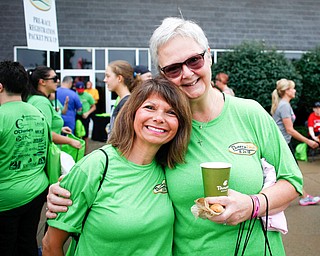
250, 195, 260, 219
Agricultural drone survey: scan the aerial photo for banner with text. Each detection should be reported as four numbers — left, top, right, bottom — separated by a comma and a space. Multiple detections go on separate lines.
23, 0, 59, 52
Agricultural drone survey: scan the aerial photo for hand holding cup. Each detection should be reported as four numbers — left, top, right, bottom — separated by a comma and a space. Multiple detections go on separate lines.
191, 162, 231, 219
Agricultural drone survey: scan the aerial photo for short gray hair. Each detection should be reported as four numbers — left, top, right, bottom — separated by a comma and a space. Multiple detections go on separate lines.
62, 76, 73, 83
149, 17, 209, 71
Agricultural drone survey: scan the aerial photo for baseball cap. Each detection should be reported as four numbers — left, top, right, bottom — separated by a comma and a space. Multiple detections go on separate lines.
134, 65, 151, 75
314, 101, 320, 107
75, 81, 85, 93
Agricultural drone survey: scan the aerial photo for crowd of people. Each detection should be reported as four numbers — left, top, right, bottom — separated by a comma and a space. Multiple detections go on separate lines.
0, 16, 319, 256
0, 57, 156, 255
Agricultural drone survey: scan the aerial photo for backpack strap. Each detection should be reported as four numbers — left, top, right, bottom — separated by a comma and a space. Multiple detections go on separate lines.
73, 148, 109, 243
97, 148, 109, 190
81, 148, 108, 229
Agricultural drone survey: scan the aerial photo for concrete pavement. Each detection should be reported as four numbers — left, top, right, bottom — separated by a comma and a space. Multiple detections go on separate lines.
282, 157, 320, 256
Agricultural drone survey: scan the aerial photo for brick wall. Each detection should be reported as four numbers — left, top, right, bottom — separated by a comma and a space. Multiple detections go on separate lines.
1, 0, 320, 61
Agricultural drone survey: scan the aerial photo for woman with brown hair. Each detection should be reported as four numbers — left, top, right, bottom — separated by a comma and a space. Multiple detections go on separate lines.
104, 60, 142, 135
42, 77, 192, 255
24, 66, 81, 149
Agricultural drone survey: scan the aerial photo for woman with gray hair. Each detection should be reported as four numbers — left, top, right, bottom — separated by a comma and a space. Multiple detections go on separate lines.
149, 17, 302, 255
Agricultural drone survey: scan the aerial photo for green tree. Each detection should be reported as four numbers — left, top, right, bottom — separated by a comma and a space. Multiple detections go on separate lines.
212, 41, 302, 113
294, 46, 320, 118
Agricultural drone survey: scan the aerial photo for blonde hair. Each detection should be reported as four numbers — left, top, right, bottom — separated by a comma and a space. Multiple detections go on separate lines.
270, 78, 295, 115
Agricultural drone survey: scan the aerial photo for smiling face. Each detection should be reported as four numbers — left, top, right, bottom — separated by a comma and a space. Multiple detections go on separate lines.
158, 36, 212, 101
133, 94, 179, 149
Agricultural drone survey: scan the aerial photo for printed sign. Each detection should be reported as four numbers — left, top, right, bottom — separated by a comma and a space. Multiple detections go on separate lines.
23, 0, 59, 52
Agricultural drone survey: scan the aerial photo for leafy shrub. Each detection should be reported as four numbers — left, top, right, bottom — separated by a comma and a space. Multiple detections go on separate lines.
211, 41, 302, 112
294, 46, 320, 119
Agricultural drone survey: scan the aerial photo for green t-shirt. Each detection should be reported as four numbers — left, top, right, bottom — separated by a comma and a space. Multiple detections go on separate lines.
77, 92, 95, 115
28, 95, 64, 134
51, 98, 64, 116
48, 145, 174, 256
0, 101, 49, 211
166, 95, 303, 256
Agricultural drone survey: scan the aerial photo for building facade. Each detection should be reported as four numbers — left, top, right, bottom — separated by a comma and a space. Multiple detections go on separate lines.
1, 0, 320, 112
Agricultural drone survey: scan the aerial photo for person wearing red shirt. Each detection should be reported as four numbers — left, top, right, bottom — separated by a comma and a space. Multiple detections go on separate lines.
307, 101, 320, 143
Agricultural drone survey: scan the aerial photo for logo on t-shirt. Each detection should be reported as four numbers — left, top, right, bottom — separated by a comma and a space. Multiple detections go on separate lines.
228, 142, 257, 155
153, 179, 168, 194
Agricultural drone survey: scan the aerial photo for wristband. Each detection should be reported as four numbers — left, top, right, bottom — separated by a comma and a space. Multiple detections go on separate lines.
250, 195, 260, 219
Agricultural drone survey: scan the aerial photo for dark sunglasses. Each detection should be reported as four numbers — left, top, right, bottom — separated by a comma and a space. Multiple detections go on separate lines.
160, 51, 206, 78
44, 75, 59, 83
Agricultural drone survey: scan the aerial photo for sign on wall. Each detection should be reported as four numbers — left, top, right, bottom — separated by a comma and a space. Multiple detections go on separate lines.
23, 0, 59, 52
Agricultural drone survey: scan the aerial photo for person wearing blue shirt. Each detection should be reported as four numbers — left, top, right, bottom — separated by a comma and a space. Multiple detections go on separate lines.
57, 76, 82, 133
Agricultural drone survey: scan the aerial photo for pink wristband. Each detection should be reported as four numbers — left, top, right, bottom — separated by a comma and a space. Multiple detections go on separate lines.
250, 195, 260, 219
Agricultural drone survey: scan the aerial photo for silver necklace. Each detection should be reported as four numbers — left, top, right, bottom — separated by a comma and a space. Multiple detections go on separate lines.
193, 91, 223, 146
194, 119, 210, 146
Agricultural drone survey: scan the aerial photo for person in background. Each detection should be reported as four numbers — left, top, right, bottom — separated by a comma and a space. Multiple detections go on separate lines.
134, 65, 153, 81
46, 17, 303, 255
42, 77, 192, 255
271, 78, 319, 206
307, 101, 320, 143
24, 66, 82, 149
0, 61, 49, 255
57, 76, 82, 134
84, 80, 99, 138
84, 80, 99, 104
49, 92, 68, 115
214, 72, 235, 96
104, 60, 142, 136
75, 81, 96, 154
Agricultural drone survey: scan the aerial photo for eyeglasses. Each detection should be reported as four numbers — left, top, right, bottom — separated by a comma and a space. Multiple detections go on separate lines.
160, 51, 206, 78
44, 75, 59, 83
